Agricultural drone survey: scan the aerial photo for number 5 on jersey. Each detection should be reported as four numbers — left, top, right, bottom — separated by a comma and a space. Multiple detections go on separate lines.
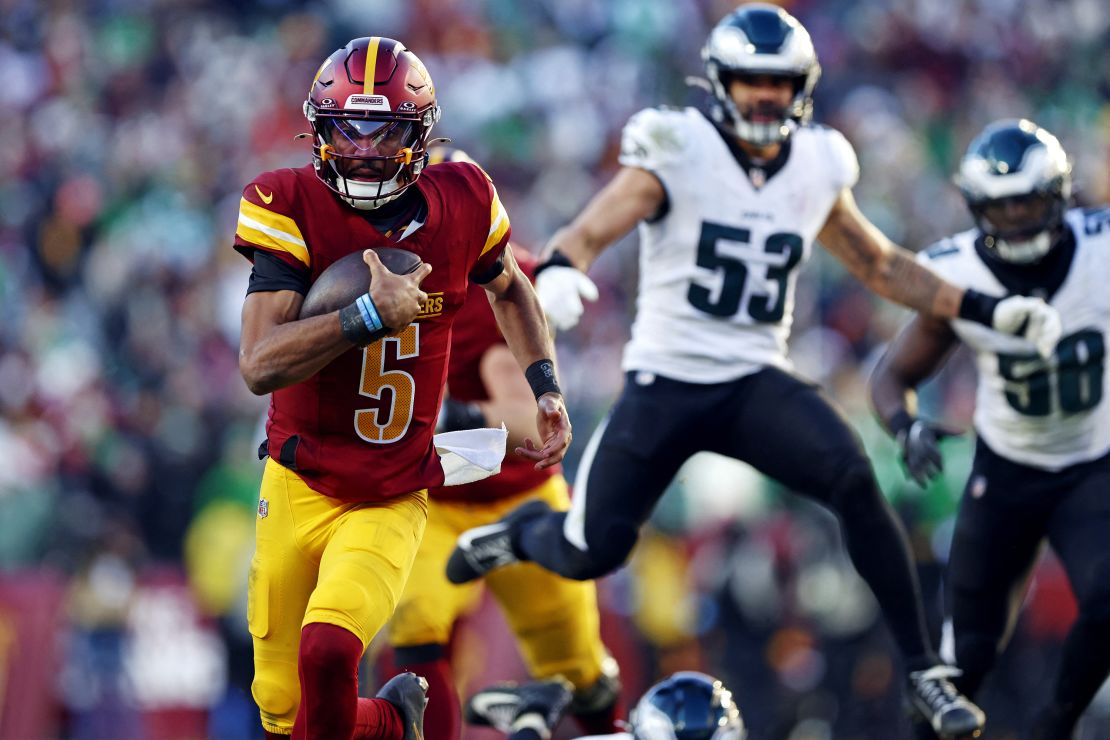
355, 324, 419, 443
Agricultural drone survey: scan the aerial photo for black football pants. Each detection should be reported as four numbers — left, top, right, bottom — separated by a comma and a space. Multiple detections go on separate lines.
517, 366, 936, 668
946, 439, 1110, 729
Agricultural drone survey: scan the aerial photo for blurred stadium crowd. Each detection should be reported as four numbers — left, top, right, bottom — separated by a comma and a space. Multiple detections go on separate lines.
1, 0, 1109, 738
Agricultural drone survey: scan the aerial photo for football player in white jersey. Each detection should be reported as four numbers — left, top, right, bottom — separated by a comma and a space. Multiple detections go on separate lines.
447, 5, 1063, 736
871, 119, 1110, 740
464, 672, 744, 740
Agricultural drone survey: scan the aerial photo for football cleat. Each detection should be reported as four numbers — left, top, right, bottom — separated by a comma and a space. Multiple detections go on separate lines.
907, 665, 984, 739
465, 678, 574, 735
376, 672, 429, 740
445, 499, 552, 584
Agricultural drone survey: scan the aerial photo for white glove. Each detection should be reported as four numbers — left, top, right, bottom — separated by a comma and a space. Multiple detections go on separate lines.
992, 295, 1063, 359
535, 266, 598, 331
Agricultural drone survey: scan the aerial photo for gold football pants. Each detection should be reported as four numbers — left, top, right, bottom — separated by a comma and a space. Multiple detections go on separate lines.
248, 458, 428, 734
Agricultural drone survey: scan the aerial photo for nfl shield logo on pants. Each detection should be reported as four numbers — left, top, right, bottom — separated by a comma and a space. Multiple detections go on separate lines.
258, 498, 269, 518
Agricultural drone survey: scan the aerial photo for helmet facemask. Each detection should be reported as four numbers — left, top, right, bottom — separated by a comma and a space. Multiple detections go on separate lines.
971, 189, 1067, 263
306, 104, 438, 210
708, 67, 810, 146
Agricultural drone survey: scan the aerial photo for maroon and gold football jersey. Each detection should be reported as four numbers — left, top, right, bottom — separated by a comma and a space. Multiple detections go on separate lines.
234, 162, 511, 502
433, 252, 557, 503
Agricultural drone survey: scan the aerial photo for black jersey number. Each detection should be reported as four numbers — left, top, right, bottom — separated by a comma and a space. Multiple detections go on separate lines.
997, 329, 1104, 416
687, 222, 803, 322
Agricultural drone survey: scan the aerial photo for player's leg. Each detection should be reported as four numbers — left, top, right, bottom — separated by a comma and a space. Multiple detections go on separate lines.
484, 475, 623, 735
944, 442, 1049, 700
388, 497, 484, 740
1037, 455, 1110, 738
448, 373, 707, 583
718, 367, 982, 735
294, 489, 429, 740
720, 367, 936, 668
249, 459, 320, 738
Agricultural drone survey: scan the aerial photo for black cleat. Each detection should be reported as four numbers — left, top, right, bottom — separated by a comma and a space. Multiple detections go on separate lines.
377, 672, 429, 740
446, 499, 552, 584
465, 678, 574, 735
907, 665, 985, 739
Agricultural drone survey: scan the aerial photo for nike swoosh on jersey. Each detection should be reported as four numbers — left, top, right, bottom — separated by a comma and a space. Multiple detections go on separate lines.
255, 185, 274, 204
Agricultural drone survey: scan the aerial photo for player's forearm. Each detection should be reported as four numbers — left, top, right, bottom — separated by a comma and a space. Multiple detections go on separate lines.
546, 223, 610, 273
489, 275, 559, 374
868, 249, 965, 319
239, 314, 352, 394
869, 363, 918, 436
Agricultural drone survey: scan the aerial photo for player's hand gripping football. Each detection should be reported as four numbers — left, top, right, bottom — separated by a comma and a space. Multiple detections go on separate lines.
364, 249, 433, 330
535, 266, 598, 331
515, 392, 572, 470
992, 295, 1062, 359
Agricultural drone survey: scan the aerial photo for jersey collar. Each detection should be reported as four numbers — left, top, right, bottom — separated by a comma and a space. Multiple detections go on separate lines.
703, 110, 792, 190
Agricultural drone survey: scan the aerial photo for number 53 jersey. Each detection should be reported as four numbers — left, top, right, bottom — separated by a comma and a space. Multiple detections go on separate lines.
617, 107, 859, 383
920, 207, 1110, 471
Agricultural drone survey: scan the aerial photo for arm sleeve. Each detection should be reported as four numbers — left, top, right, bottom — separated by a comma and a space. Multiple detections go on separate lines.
246, 250, 311, 295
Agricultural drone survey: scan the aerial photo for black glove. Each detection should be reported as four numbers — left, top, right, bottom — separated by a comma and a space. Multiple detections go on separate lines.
892, 415, 960, 487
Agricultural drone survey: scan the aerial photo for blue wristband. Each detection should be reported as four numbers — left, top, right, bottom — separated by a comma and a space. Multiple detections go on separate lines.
355, 293, 384, 333
338, 293, 390, 346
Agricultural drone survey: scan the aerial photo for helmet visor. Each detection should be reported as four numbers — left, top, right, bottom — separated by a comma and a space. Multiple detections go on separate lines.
322, 118, 419, 181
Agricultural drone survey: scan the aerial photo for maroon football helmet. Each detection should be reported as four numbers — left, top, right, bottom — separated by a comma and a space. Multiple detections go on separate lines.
304, 37, 441, 210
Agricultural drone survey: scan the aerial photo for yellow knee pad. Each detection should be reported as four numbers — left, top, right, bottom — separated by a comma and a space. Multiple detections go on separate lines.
252, 673, 299, 733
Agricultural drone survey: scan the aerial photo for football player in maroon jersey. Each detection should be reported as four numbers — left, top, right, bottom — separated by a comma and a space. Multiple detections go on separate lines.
234, 38, 570, 740
383, 150, 621, 740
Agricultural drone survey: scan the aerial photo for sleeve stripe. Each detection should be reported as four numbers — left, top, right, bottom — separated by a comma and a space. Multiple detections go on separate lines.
480, 189, 510, 256
237, 198, 310, 266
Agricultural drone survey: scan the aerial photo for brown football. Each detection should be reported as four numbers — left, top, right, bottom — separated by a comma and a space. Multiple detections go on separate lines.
299, 247, 423, 319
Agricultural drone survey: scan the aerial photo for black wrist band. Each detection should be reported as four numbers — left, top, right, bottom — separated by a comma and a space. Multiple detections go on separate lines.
525, 359, 561, 399
338, 300, 389, 346
889, 409, 915, 438
533, 250, 574, 277
958, 289, 1000, 328
441, 399, 488, 432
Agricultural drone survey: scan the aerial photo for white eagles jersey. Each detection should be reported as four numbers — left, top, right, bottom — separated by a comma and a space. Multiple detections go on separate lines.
919, 206, 1110, 470
618, 106, 858, 383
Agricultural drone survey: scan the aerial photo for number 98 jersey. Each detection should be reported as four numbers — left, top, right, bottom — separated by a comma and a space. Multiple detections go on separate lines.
920, 207, 1110, 470
617, 107, 858, 383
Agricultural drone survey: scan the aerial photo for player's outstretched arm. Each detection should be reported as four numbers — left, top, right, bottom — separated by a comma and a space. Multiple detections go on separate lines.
536, 167, 665, 330
239, 250, 430, 395
869, 314, 963, 485
818, 189, 1062, 357
481, 247, 571, 469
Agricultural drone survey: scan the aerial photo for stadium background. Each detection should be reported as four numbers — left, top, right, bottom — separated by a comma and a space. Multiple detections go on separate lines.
0, 0, 1108, 737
